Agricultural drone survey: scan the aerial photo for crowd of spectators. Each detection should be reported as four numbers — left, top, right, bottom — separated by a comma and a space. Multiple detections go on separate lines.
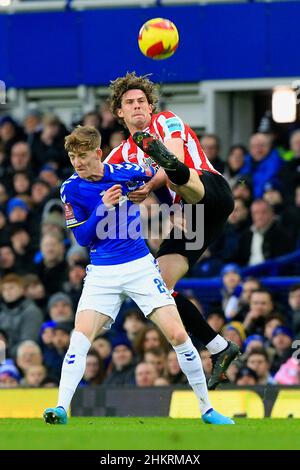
0, 104, 300, 389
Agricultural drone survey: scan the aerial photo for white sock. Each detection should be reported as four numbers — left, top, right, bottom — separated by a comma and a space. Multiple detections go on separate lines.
206, 335, 228, 355
173, 338, 212, 415
57, 331, 91, 411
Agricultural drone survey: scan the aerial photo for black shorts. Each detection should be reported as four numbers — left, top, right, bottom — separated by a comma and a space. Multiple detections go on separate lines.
156, 170, 234, 269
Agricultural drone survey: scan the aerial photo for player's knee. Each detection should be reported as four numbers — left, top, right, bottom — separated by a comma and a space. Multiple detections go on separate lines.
184, 191, 203, 204
74, 326, 93, 342
168, 329, 189, 346
183, 171, 205, 204
74, 316, 94, 342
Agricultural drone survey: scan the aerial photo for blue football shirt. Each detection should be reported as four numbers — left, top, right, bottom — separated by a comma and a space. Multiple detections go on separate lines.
60, 163, 155, 265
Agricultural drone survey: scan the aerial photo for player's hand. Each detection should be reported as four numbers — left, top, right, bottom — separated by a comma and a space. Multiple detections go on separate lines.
102, 184, 123, 209
128, 182, 152, 203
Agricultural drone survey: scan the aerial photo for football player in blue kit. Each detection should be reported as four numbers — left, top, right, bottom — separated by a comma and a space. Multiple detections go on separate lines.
43, 126, 234, 426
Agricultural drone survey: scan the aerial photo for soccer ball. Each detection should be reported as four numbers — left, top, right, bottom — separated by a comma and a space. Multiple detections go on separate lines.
138, 18, 179, 60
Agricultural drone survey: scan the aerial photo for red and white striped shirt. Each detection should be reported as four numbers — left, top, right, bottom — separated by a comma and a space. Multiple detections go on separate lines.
106, 111, 219, 175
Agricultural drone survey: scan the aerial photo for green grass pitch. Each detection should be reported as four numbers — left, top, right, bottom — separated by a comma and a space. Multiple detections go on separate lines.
0, 418, 300, 450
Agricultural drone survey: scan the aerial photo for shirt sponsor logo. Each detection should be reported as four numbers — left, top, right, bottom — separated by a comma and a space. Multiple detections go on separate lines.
166, 117, 182, 133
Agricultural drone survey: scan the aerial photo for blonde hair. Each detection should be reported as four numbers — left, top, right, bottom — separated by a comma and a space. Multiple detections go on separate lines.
109, 72, 159, 123
65, 125, 101, 154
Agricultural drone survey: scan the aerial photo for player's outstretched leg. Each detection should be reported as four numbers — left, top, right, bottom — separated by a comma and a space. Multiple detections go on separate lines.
43, 309, 108, 425
43, 328, 90, 425
150, 305, 234, 425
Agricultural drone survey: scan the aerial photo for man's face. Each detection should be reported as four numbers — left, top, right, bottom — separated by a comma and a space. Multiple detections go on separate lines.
112, 345, 133, 369
0, 122, 15, 141
144, 330, 160, 351
223, 271, 241, 291
26, 282, 45, 300
26, 366, 46, 387
117, 89, 153, 131
31, 182, 50, 204
0, 247, 15, 269
251, 201, 274, 230
9, 207, 28, 223
135, 363, 157, 387
223, 329, 242, 349
144, 352, 166, 375
52, 330, 70, 350
2, 282, 24, 303
247, 354, 269, 378
200, 136, 219, 161
41, 236, 64, 263
17, 347, 42, 371
250, 292, 273, 316
14, 174, 30, 194
68, 149, 102, 179
10, 143, 31, 170
11, 230, 30, 250
123, 315, 145, 335
50, 301, 72, 322
249, 134, 271, 161
272, 333, 292, 352
92, 338, 111, 359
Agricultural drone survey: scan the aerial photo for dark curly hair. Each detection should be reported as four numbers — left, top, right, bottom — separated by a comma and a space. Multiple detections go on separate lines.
109, 72, 159, 124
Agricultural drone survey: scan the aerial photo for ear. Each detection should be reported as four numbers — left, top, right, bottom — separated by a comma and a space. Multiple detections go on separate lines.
149, 103, 153, 113
96, 148, 102, 159
117, 108, 124, 119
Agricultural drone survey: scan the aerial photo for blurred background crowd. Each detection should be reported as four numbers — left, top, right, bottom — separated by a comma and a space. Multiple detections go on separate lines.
0, 100, 300, 390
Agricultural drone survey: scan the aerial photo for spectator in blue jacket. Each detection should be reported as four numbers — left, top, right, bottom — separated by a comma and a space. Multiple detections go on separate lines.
240, 133, 283, 199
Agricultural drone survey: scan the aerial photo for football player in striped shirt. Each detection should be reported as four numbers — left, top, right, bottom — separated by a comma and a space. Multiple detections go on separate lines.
106, 72, 240, 390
